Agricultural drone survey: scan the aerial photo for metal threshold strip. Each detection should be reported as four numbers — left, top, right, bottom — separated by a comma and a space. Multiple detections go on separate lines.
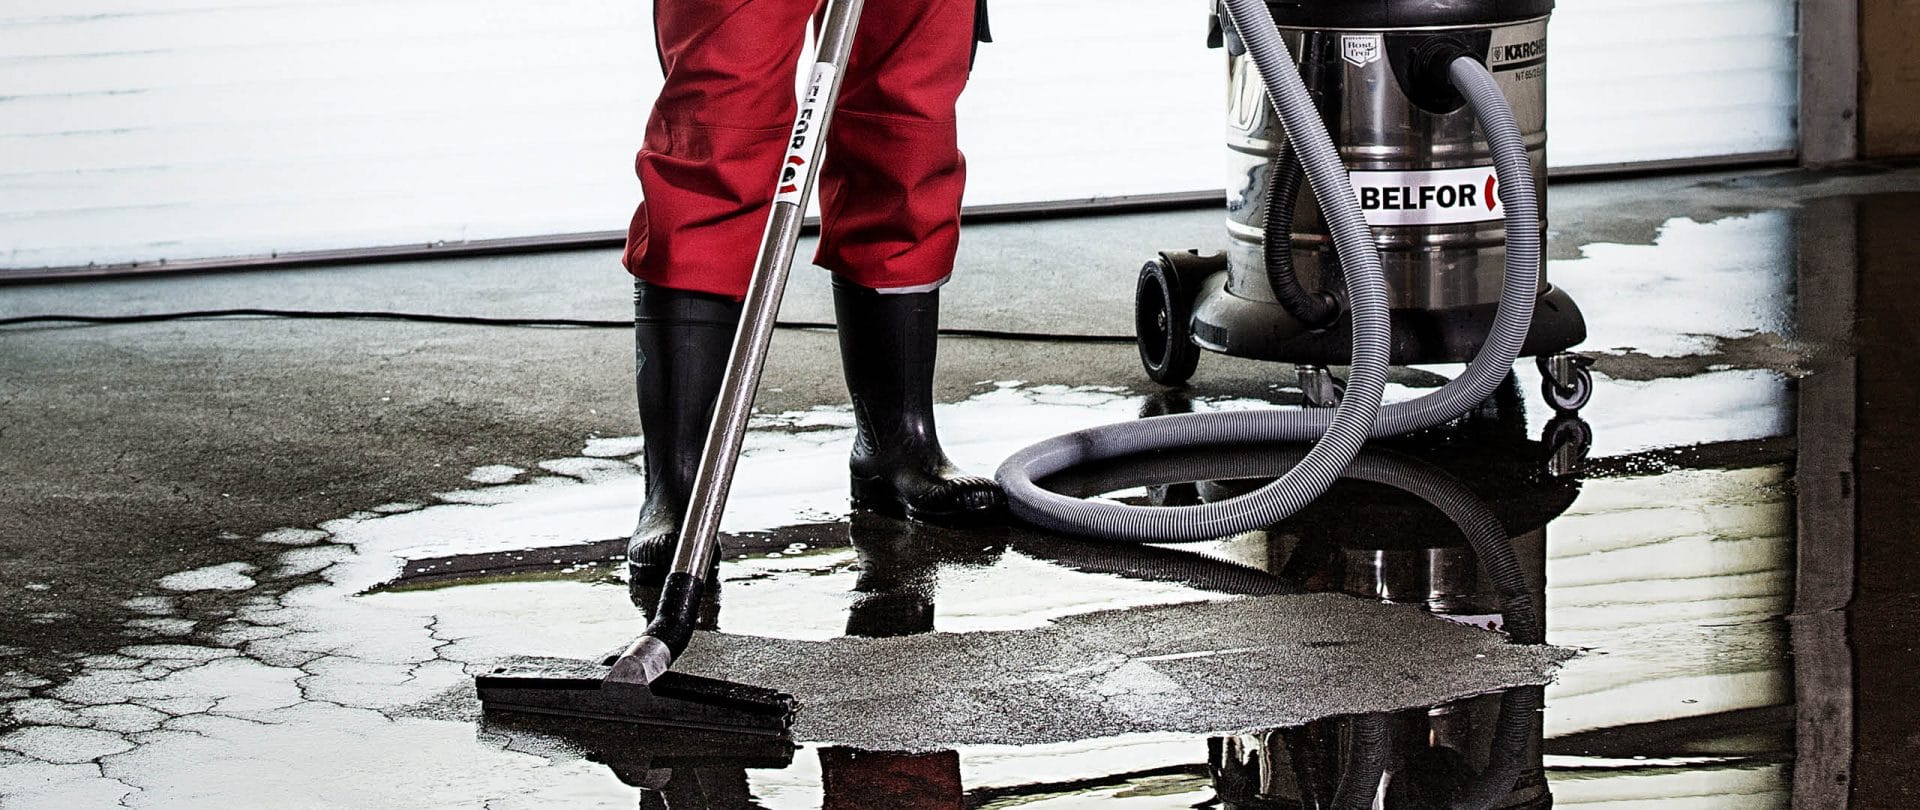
0, 191, 1224, 284
0, 154, 1794, 284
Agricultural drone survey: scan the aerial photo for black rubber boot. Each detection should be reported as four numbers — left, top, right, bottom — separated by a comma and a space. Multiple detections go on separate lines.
832, 276, 1005, 524
627, 279, 742, 584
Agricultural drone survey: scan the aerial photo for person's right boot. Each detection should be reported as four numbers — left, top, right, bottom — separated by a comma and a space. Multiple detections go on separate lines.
832, 276, 1004, 524
628, 279, 742, 585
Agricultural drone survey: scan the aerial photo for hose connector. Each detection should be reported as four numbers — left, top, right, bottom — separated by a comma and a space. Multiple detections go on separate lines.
1398, 35, 1479, 114
642, 571, 709, 657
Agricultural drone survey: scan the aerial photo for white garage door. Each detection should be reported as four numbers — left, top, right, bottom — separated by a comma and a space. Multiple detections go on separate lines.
0, 0, 1797, 273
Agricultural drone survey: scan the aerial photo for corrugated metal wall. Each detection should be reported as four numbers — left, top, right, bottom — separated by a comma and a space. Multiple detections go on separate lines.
1549, 0, 1799, 167
1, 0, 665, 272
0, 0, 1797, 273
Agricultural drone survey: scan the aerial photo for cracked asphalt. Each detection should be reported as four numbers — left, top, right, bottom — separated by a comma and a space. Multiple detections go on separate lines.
3, 164, 1917, 807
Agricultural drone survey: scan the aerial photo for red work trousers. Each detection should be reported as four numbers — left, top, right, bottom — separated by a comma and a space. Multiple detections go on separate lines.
623, 0, 976, 298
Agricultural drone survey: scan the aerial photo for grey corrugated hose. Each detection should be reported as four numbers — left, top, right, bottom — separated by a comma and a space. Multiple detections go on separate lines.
993, 1, 1540, 542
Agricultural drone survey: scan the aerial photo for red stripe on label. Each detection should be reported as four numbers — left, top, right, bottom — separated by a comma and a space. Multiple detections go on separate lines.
1484, 175, 1498, 211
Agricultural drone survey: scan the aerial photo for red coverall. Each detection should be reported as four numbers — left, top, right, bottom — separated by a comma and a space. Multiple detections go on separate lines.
624, 0, 978, 298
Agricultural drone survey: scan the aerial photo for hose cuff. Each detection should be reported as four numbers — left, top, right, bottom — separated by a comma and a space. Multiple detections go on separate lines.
642, 571, 709, 657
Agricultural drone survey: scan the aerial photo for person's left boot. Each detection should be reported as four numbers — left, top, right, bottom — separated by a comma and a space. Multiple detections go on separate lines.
832, 276, 1004, 525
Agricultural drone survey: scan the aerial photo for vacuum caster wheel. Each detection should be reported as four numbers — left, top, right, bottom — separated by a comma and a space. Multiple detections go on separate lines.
1542, 415, 1593, 478
1135, 257, 1201, 386
1299, 365, 1344, 408
1536, 353, 1594, 413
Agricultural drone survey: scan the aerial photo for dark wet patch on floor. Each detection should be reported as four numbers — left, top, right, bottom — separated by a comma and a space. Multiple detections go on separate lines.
1588, 331, 1802, 382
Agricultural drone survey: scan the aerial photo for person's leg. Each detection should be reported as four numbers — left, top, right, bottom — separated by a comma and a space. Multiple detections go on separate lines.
624, 0, 812, 573
817, 0, 1002, 524
628, 280, 741, 578
814, 0, 975, 293
831, 278, 1001, 523
624, 0, 815, 299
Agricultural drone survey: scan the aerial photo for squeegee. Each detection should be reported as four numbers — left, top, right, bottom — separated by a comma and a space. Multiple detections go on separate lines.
476, 0, 869, 734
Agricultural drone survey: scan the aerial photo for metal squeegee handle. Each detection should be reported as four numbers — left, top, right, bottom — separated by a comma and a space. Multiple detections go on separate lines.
611, 0, 867, 687
674, 0, 864, 580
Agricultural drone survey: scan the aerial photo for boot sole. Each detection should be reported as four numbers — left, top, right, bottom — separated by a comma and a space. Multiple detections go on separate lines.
850, 473, 1005, 527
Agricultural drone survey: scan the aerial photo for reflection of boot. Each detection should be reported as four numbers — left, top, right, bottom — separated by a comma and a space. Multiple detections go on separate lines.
845, 513, 937, 638
820, 747, 963, 810
646, 766, 769, 810
627, 279, 743, 585
843, 512, 1008, 638
832, 277, 1003, 525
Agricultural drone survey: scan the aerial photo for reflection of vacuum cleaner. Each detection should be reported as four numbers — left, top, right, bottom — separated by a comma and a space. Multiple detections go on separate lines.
1068, 412, 1563, 809
1024, 401, 1575, 645
1021, 410, 1566, 807
1197, 437, 1558, 809
998, 0, 1592, 544
1210, 686, 1548, 810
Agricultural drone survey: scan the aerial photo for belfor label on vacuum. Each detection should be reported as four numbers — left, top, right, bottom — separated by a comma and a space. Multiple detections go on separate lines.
1347, 166, 1506, 226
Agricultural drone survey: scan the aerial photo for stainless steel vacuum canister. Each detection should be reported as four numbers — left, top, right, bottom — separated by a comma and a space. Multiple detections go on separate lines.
1226, 17, 1548, 314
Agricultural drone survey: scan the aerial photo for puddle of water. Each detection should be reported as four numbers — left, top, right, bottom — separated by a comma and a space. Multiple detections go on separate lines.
1568, 370, 1792, 457
0, 376, 1803, 807
1555, 211, 1794, 358
1545, 466, 1792, 733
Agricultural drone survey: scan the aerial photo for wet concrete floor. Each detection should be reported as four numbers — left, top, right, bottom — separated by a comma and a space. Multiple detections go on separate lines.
2, 163, 1918, 806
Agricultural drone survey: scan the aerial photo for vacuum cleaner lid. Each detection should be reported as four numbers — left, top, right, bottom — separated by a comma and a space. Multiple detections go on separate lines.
1263, 0, 1553, 29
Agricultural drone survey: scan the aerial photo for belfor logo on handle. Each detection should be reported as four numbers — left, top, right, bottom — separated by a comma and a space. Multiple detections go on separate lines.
776, 64, 839, 204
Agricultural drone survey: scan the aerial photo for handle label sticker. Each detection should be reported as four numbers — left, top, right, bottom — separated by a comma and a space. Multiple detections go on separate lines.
1347, 166, 1505, 226
774, 62, 838, 206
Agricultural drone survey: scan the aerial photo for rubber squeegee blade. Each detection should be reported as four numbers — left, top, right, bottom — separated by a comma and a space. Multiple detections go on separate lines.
475, 655, 798, 736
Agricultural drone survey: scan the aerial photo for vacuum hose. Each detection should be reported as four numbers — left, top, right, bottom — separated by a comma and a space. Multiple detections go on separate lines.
1264, 141, 1342, 329
1022, 443, 1543, 643
1263, 30, 1343, 330
994, 0, 1540, 542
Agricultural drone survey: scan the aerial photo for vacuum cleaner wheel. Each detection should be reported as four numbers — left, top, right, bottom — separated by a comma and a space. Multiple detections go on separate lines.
1135, 256, 1202, 386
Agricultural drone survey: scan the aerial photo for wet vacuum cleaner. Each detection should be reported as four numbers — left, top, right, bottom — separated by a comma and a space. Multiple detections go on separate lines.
1136, 0, 1594, 412
996, 0, 1593, 542
474, 0, 868, 735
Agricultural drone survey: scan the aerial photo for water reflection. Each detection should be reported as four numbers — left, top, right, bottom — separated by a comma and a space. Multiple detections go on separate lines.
1211, 687, 1548, 810
842, 517, 1008, 640
492, 385, 1582, 807
482, 716, 795, 808
1041, 384, 1575, 649
1089, 391, 1565, 809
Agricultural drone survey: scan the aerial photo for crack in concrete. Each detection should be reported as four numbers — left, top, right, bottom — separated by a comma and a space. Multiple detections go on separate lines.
106, 768, 144, 809
145, 721, 216, 741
